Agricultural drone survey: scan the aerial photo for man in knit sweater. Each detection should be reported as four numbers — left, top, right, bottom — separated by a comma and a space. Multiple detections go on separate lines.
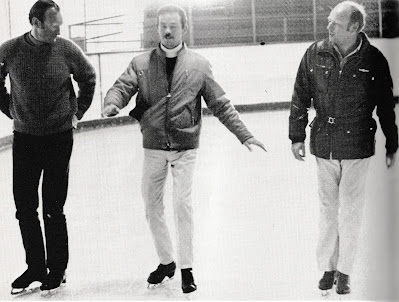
0, 0, 96, 293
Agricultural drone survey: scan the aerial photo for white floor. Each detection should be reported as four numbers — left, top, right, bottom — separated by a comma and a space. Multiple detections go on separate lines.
0, 110, 397, 300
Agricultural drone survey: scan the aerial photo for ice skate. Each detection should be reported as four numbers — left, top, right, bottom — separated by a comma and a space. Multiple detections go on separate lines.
181, 268, 197, 294
335, 271, 350, 295
147, 262, 176, 289
11, 267, 47, 295
318, 271, 335, 296
40, 270, 66, 295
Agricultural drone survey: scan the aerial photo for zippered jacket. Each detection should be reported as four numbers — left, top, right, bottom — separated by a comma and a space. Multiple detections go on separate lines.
289, 32, 398, 159
105, 44, 253, 150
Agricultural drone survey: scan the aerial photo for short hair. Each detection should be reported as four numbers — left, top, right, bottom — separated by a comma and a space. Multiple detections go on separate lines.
157, 4, 187, 28
29, 0, 60, 25
338, 1, 367, 32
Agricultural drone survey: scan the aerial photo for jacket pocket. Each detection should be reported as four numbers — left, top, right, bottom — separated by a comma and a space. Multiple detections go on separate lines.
336, 120, 377, 157
315, 64, 332, 93
172, 104, 196, 129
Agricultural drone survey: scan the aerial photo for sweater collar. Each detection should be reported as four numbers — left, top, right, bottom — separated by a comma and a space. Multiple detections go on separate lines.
26, 31, 47, 46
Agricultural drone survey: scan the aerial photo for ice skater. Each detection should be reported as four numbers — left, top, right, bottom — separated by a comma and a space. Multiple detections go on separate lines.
103, 4, 266, 294
0, 0, 96, 294
288, 0, 397, 295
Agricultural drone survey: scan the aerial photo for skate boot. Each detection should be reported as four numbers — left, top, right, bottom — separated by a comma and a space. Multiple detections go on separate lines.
335, 271, 350, 295
40, 270, 66, 292
147, 262, 176, 287
11, 267, 47, 295
318, 270, 335, 296
181, 268, 197, 294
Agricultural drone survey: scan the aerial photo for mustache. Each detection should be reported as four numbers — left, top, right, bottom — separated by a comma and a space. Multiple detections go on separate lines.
164, 34, 173, 38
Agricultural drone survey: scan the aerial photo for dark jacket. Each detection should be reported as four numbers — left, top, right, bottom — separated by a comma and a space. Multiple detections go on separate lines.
289, 32, 398, 159
105, 43, 253, 150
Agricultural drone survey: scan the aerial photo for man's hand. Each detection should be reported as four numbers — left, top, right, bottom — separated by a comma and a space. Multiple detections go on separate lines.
386, 153, 396, 168
292, 142, 305, 161
243, 137, 267, 152
102, 104, 120, 117
72, 115, 79, 129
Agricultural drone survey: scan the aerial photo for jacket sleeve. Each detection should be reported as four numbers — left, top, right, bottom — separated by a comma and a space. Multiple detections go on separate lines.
0, 47, 12, 119
374, 51, 398, 155
104, 60, 139, 110
70, 45, 96, 120
289, 47, 313, 143
201, 61, 253, 144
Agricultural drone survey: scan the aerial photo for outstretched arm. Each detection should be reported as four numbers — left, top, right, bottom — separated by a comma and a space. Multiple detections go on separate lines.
103, 60, 139, 117
201, 61, 266, 152
243, 137, 267, 152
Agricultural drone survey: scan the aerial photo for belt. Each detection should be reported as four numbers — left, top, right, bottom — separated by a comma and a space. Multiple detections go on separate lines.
316, 114, 371, 125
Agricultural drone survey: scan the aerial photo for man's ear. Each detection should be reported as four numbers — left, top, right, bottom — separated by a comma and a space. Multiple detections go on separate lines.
182, 23, 188, 35
349, 21, 359, 33
32, 17, 43, 29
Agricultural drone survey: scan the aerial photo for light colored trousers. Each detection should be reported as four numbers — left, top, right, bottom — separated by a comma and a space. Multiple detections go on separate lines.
316, 156, 371, 275
142, 148, 197, 269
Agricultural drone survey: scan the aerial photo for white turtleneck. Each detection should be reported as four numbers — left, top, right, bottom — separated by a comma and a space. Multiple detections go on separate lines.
160, 42, 183, 58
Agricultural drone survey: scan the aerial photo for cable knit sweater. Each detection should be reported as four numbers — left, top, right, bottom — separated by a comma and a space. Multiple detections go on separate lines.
0, 33, 96, 135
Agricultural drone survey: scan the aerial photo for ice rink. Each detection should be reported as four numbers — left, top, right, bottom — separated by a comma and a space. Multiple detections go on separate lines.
0, 108, 397, 300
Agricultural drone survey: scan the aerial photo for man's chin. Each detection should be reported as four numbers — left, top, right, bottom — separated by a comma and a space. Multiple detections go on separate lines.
162, 40, 176, 48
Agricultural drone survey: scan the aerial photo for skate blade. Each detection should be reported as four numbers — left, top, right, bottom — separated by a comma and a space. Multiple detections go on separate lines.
11, 282, 41, 295
147, 276, 174, 289
40, 282, 65, 297
321, 289, 331, 297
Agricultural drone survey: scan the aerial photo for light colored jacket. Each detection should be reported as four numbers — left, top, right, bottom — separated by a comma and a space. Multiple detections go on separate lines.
105, 44, 253, 150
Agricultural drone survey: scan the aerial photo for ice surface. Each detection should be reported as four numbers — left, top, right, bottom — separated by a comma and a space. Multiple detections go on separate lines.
0, 110, 397, 300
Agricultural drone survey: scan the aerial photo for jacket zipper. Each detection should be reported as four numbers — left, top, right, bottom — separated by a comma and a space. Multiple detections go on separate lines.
165, 92, 171, 149
330, 54, 342, 159
164, 57, 178, 150
164, 58, 171, 149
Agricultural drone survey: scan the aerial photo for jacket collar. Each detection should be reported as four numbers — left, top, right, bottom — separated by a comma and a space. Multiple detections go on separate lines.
156, 42, 187, 58
317, 32, 370, 56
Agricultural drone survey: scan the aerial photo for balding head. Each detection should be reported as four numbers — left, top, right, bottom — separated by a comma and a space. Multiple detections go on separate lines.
333, 1, 366, 32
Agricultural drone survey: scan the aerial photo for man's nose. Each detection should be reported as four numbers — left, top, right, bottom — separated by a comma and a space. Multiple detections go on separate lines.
164, 27, 171, 34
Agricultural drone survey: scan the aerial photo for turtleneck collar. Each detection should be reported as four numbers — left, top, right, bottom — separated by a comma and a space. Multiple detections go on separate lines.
160, 42, 183, 58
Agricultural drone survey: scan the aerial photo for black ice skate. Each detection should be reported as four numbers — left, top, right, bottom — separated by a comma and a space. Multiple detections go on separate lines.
181, 268, 197, 294
318, 270, 336, 296
40, 270, 66, 294
335, 271, 350, 295
147, 262, 176, 288
11, 267, 47, 295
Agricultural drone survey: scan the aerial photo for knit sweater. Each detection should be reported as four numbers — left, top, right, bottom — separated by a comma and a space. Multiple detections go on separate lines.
0, 33, 96, 135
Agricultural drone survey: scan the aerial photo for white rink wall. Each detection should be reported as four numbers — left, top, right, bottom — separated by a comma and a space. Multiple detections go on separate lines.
0, 38, 398, 138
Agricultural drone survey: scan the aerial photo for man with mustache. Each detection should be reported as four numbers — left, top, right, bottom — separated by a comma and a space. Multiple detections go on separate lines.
289, 0, 397, 295
0, 0, 96, 294
103, 4, 265, 294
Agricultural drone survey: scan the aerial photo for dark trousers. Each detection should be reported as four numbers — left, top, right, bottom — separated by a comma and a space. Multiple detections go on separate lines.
12, 129, 73, 272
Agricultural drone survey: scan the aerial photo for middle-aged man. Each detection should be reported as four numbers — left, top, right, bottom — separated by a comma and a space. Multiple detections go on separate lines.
103, 4, 266, 294
289, 0, 398, 296
0, 0, 96, 294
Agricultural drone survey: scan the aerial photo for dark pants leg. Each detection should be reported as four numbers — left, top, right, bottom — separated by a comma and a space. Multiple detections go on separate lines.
13, 130, 73, 272
13, 132, 46, 270
42, 130, 73, 272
